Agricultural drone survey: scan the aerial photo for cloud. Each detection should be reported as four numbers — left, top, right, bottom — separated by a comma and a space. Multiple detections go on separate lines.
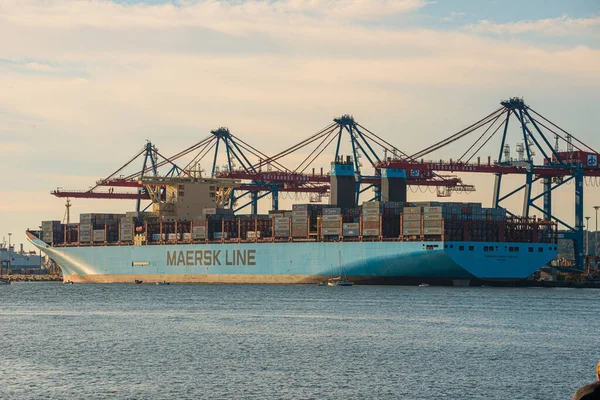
0, 0, 599, 245
466, 15, 600, 37
0, 142, 30, 154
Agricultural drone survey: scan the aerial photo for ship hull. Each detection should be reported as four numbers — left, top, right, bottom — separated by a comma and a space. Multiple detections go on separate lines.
27, 233, 557, 284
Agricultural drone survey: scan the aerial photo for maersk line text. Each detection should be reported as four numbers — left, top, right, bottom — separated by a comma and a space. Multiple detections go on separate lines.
166, 250, 257, 266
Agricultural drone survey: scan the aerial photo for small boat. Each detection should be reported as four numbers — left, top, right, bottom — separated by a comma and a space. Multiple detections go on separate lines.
328, 277, 353, 286
64, 280, 74, 285
327, 275, 353, 286
418, 283, 430, 287
156, 281, 170, 285
326, 250, 353, 286
134, 280, 143, 284
317, 282, 328, 286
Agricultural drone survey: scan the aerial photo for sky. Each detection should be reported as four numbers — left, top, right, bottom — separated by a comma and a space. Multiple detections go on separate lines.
1, 0, 599, 250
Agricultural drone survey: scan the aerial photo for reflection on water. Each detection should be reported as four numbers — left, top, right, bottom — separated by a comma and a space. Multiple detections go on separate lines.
0, 284, 598, 399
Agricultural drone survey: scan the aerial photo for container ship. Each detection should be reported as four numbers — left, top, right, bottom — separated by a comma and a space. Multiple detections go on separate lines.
26, 171, 558, 285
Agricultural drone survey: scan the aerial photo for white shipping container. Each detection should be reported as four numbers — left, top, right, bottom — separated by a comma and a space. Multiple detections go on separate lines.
183, 233, 192, 240
424, 228, 443, 235
322, 228, 341, 235
274, 217, 290, 223
424, 206, 443, 213
167, 233, 180, 240
322, 214, 341, 221
403, 228, 421, 235
404, 207, 421, 214
423, 213, 443, 220
362, 201, 380, 209
213, 232, 229, 239
362, 208, 379, 215
424, 220, 443, 228
343, 223, 360, 229
93, 230, 105, 242
362, 228, 380, 236
192, 233, 206, 239
363, 215, 379, 222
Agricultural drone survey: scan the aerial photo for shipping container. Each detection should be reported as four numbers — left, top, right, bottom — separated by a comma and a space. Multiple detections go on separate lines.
342, 229, 359, 237
404, 207, 421, 214
402, 228, 421, 235
403, 221, 421, 229
343, 223, 360, 230
423, 213, 443, 220
362, 208, 380, 215
322, 215, 341, 222
363, 215, 379, 222
424, 220, 443, 228
323, 207, 341, 215
362, 228, 380, 236
291, 229, 308, 238
403, 214, 420, 221
424, 228, 443, 235
93, 230, 105, 242
362, 201, 381, 209
322, 228, 341, 235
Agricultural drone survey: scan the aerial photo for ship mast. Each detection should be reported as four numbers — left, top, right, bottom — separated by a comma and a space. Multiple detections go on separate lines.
63, 199, 72, 224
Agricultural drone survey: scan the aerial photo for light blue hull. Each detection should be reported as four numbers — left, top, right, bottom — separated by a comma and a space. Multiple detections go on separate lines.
27, 232, 557, 284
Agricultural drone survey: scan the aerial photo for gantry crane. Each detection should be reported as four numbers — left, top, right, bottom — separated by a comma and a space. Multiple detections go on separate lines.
378, 98, 600, 270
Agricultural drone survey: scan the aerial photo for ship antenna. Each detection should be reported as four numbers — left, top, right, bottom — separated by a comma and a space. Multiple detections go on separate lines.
63, 199, 72, 224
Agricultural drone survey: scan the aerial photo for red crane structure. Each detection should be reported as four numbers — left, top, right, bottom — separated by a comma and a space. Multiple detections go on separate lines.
377, 97, 600, 270
52, 117, 475, 213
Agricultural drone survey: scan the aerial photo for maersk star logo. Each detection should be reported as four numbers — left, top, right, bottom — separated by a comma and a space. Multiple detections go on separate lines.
410, 169, 420, 177
588, 154, 597, 167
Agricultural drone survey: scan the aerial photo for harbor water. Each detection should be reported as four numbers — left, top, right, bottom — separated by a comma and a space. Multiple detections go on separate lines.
0, 283, 598, 399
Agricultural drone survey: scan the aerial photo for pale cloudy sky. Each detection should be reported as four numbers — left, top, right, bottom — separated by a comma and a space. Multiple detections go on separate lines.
1, 0, 599, 249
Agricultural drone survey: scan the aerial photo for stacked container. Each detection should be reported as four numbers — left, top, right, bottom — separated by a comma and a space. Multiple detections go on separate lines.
342, 222, 360, 237
423, 206, 443, 236
120, 220, 134, 242
79, 223, 92, 243
192, 220, 206, 240
322, 209, 342, 236
362, 202, 381, 236
93, 229, 105, 243
402, 206, 421, 236
274, 216, 290, 238
291, 209, 309, 238
41, 221, 63, 244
